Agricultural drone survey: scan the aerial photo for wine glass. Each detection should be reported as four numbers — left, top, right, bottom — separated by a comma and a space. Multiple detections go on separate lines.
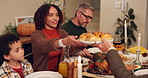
113, 34, 123, 51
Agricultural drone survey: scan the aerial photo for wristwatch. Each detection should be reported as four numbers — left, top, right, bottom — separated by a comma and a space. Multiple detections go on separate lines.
58, 39, 66, 47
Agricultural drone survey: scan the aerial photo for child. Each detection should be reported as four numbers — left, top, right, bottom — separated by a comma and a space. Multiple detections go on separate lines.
0, 33, 33, 78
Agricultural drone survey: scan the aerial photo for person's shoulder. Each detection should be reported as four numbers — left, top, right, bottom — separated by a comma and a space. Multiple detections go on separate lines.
0, 61, 7, 68
0, 67, 4, 76
62, 22, 68, 28
31, 30, 44, 37
0, 61, 8, 72
21, 59, 34, 72
21, 59, 31, 64
21, 59, 33, 67
0, 65, 2, 69
32, 30, 42, 34
59, 28, 68, 34
62, 20, 71, 28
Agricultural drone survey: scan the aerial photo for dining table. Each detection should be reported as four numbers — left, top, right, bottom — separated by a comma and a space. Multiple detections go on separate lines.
81, 47, 148, 78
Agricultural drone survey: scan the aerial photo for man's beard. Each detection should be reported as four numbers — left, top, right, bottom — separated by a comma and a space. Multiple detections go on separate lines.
78, 21, 87, 28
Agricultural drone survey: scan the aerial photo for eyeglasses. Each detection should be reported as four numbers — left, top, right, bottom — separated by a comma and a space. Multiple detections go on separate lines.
79, 11, 93, 20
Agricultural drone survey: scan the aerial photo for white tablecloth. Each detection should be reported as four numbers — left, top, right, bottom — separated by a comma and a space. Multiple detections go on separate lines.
118, 51, 148, 63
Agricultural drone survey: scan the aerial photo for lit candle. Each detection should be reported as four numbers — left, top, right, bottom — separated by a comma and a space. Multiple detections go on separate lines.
77, 56, 82, 78
137, 33, 141, 51
124, 20, 127, 43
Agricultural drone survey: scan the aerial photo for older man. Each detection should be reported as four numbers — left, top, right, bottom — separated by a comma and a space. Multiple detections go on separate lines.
62, 3, 94, 57
62, 3, 94, 36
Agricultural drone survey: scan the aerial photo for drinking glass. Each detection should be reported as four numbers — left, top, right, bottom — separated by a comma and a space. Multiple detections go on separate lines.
113, 34, 121, 43
113, 34, 123, 51
123, 57, 134, 73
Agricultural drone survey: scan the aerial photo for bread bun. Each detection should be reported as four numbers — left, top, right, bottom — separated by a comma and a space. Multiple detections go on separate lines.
86, 34, 101, 41
79, 33, 87, 41
101, 33, 112, 40
78, 32, 112, 42
93, 31, 102, 37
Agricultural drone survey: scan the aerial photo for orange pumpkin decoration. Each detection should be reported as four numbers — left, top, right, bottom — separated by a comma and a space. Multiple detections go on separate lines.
17, 23, 36, 36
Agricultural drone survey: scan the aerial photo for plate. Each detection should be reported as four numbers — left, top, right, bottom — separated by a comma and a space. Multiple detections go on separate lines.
134, 69, 148, 76
78, 39, 113, 45
88, 47, 102, 54
26, 71, 63, 78
78, 40, 95, 45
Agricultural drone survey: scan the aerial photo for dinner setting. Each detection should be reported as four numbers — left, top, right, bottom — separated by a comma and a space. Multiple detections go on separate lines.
55, 31, 148, 78
0, 0, 148, 78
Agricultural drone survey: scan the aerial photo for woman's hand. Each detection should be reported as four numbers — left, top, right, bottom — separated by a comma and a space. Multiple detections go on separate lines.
62, 36, 87, 46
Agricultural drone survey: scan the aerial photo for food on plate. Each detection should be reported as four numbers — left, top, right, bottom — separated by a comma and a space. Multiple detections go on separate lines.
93, 31, 102, 37
87, 52, 132, 75
129, 46, 147, 54
79, 33, 88, 41
86, 34, 101, 41
78, 31, 112, 42
79, 32, 101, 42
114, 44, 124, 51
87, 52, 112, 75
101, 33, 112, 40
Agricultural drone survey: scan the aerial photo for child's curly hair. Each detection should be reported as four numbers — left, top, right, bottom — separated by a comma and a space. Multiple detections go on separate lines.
0, 33, 20, 66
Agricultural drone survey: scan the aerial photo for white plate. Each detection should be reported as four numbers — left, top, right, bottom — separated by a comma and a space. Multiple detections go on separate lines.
88, 47, 102, 54
78, 39, 113, 45
26, 71, 63, 78
78, 40, 95, 45
134, 69, 148, 76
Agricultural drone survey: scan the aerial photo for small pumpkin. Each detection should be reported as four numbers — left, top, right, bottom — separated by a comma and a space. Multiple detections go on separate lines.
17, 23, 36, 36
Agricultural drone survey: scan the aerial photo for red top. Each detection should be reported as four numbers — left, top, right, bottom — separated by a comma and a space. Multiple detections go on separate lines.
43, 28, 61, 72
11, 66, 24, 78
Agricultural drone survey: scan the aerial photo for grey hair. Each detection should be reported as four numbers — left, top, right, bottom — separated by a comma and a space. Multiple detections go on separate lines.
76, 3, 94, 12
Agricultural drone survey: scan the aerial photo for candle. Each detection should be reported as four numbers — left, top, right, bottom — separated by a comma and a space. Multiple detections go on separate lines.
137, 33, 141, 51
78, 56, 81, 63
124, 20, 127, 39
77, 56, 82, 78
124, 20, 127, 43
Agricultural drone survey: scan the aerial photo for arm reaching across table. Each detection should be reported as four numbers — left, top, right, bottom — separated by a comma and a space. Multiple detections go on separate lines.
92, 39, 148, 78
